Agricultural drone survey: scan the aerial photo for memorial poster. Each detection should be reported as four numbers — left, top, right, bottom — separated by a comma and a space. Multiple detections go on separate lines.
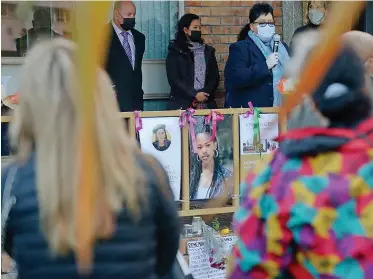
187, 235, 237, 279
189, 116, 234, 200
239, 114, 279, 181
138, 117, 181, 200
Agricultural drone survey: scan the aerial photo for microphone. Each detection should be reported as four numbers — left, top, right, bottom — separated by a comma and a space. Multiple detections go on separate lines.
270, 34, 281, 74
273, 34, 281, 53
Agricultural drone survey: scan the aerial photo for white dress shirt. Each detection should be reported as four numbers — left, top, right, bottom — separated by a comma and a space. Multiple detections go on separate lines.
112, 21, 136, 69
196, 187, 209, 199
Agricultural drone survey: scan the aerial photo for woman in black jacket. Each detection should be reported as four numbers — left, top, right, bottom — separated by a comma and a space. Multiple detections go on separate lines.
166, 13, 220, 110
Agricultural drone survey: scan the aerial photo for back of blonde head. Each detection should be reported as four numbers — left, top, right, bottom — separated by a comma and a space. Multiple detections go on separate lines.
9, 38, 145, 255
286, 30, 329, 129
286, 30, 373, 129
342, 31, 373, 61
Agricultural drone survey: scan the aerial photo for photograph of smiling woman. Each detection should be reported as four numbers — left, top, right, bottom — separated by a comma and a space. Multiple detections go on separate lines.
189, 120, 233, 200
152, 124, 171, 152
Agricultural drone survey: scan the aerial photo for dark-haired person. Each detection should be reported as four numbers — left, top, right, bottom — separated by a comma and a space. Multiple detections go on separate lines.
290, 1, 330, 53
190, 124, 233, 200
225, 3, 289, 108
166, 13, 220, 110
230, 45, 373, 279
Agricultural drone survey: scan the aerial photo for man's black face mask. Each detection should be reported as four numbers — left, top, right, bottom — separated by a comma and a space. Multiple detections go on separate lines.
120, 17, 136, 31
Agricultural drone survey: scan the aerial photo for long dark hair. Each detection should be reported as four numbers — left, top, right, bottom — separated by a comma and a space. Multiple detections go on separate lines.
237, 3, 274, 41
189, 125, 225, 199
174, 13, 203, 51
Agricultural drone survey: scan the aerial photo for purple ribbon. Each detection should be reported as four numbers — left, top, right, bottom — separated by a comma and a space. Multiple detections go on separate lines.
179, 108, 198, 153
205, 110, 224, 142
133, 110, 142, 131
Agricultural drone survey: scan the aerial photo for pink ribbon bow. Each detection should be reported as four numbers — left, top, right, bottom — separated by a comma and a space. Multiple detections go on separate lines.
133, 110, 143, 131
204, 110, 224, 142
243, 101, 255, 118
179, 108, 198, 153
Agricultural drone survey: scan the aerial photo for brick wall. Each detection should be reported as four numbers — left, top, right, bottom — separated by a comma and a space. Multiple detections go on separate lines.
185, 1, 283, 107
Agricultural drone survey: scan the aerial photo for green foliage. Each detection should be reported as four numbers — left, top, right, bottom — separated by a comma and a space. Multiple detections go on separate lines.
211, 217, 220, 232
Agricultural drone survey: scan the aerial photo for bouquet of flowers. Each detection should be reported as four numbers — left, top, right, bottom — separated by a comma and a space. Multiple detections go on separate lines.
2, 94, 19, 108
277, 78, 296, 95
1, 83, 19, 110
201, 221, 226, 270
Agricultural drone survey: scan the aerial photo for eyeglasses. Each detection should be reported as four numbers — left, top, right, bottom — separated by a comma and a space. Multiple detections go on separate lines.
253, 22, 275, 27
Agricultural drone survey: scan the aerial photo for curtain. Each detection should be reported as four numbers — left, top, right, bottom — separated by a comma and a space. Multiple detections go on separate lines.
134, 1, 178, 60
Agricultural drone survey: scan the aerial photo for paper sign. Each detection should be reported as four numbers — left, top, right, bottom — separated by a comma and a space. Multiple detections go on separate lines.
1, 76, 11, 98
187, 236, 237, 279
239, 114, 279, 181
138, 117, 181, 200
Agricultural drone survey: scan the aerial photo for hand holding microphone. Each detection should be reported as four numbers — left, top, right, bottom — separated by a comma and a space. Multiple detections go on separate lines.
266, 53, 278, 69
266, 34, 281, 70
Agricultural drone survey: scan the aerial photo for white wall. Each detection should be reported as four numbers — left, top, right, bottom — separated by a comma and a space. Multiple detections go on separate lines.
1, 59, 170, 99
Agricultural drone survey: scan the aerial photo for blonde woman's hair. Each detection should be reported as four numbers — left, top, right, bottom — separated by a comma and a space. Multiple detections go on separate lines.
343, 31, 373, 62
285, 30, 329, 129
9, 38, 146, 255
285, 30, 321, 81
285, 30, 373, 128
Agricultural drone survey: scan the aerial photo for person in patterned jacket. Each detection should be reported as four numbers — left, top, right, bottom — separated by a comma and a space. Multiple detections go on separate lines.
230, 43, 373, 279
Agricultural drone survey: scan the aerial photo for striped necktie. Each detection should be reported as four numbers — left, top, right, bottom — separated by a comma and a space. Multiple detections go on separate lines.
121, 31, 134, 68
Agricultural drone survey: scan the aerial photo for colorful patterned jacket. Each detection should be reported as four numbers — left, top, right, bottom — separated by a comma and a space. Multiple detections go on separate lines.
231, 117, 373, 279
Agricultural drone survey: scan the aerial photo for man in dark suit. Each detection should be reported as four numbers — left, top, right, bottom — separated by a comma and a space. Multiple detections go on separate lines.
106, 1, 146, 112
16, 7, 60, 57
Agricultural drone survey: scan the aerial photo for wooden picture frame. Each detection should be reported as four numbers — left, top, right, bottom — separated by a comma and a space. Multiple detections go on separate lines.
0, 113, 135, 160
2, 108, 286, 218
127, 108, 284, 217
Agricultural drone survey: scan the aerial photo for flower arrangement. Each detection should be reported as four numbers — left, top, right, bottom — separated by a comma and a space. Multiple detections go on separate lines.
1, 89, 19, 109
209, 248, 226, 270
277, 78, 296, 95
211, 218, 220, 232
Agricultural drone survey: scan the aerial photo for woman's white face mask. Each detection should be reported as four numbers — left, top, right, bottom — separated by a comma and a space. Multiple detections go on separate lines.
257, 25, 275, 43
308, 9, 325, 25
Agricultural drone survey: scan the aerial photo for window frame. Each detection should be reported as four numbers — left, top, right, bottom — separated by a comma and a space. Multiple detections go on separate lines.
1, 1, 185, 99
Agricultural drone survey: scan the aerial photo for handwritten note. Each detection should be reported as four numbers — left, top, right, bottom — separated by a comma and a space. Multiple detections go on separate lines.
187, 236, 237, 279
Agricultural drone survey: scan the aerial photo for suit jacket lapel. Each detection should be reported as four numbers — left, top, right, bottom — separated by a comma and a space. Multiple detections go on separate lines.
247, 39, 266, 61
110, 25, 134, 70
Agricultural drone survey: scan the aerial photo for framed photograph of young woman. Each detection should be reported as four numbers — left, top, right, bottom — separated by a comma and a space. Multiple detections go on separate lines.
189, 115, 234, 201
138, 117, 182, 201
